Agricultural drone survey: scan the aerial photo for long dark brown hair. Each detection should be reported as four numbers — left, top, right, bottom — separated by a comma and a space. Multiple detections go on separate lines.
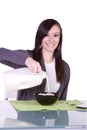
33, 19, 64, 84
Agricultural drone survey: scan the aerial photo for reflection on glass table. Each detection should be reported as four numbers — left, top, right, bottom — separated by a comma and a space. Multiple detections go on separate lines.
0, 101, 87, 129
17, 110, 69, 127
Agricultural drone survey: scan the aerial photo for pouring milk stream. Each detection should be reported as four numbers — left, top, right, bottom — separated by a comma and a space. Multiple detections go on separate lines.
3, 67, 50, 92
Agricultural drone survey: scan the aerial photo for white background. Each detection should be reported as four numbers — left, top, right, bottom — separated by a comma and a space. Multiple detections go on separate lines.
0, 0, 87, 100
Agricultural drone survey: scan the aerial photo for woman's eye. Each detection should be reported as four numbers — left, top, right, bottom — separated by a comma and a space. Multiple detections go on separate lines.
54, 34, 58, 37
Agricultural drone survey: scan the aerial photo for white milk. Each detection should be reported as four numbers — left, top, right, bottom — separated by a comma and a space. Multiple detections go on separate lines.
45, 76, 50, 93
3, 67, 46, 91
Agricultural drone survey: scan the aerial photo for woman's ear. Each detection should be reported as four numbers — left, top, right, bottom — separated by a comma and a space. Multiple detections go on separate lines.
39, 44, 42, 49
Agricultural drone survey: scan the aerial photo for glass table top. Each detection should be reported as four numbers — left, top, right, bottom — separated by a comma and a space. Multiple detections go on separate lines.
0, 101, 87, 130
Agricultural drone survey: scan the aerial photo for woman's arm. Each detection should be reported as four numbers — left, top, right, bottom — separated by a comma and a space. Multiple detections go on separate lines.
58, 61, 70, 100
0, 47, 30, 68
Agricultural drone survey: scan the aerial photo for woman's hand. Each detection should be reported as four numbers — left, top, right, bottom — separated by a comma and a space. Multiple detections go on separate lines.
25, 57, 42, 73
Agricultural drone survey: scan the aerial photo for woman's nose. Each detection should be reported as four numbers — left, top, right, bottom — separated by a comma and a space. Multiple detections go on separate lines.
49, 36, 54, 42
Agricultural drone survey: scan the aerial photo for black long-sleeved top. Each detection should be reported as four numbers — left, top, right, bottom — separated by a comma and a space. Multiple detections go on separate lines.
0, 47, 70, 100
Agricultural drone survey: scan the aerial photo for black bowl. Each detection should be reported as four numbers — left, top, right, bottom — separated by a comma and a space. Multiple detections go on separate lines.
35, 92, 58, 105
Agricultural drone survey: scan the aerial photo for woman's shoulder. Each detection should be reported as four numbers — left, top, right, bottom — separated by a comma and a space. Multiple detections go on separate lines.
62, 60, 70, 68
62, 60, 70, 75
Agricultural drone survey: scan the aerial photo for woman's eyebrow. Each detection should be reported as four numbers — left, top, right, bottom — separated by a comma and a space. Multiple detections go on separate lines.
48, 32, 60, 35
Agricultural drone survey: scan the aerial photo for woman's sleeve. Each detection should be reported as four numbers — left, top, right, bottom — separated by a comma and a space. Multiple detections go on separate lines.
58, 61, 70, 100
0, 47, 31, 68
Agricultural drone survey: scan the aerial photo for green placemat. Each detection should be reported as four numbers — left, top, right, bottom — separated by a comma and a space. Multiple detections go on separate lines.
9, 100, 84, 111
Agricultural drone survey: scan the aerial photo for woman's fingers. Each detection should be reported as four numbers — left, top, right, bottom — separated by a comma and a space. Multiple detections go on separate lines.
25, 57, 42, 73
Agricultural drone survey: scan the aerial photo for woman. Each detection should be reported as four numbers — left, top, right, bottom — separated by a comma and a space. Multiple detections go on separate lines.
0, 19, 70, 100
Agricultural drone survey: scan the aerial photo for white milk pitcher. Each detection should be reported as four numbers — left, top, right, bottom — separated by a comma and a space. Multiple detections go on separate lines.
3, 67, 46, 91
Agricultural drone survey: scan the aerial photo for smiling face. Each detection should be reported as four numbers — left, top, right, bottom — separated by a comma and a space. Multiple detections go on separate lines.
42, 24, 60, 54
